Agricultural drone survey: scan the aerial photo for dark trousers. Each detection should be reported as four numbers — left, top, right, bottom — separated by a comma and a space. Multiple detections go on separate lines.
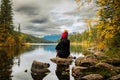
56, 50, 70, 58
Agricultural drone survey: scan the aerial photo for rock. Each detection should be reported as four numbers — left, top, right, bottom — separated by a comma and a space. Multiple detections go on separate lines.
31, 60, 50, 80
24, 69, 27, 72
75, 55, 98, 67
31, 67, 50, 73
31, 60, 50, 69
108, 74, 120, 80
95, 62, 115, 70
72, 66, 88, 80
81, 74, 104, 80
105, 58, 120, 66
94, 62, 119, 78
50, 57, 73, 65
31, 60, 50, 74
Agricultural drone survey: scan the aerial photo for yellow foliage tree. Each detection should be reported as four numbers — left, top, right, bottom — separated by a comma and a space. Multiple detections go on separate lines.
96, 0, 120, 49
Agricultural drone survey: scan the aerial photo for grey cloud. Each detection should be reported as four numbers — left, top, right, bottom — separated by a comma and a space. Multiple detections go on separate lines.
15, 5, 39, 16
22, 24, 61, 36
23, 24, 51, 32
12, 0, 97, 37
64, 1, 97, 19
65, 9, 96, 19
30, 18, 48, 24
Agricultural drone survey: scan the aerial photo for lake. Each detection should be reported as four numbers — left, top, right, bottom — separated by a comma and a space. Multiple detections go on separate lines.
0, 43, 85, 80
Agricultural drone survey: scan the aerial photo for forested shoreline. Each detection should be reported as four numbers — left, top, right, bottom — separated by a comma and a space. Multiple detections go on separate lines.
70, 0, 120, 52
0, 0, 120, 50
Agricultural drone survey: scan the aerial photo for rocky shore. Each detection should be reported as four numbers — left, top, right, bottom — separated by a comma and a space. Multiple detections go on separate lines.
72, 54, 120, 80
30, 52, 120, 80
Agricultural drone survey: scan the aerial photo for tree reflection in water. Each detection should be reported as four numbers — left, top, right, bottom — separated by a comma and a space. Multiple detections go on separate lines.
0, 48, 13, 80
0, 45, 38, 80
56, 64, 70, 80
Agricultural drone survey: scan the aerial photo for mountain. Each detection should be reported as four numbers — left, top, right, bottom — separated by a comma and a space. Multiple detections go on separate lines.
22, 33, 52, 43
42, 34, 61, 42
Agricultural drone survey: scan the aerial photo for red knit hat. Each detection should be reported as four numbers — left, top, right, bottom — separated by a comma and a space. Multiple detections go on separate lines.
61, 30, 68, 39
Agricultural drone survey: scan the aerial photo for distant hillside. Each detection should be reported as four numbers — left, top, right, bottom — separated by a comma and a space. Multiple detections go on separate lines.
42, 34, 61, 42
22, 33, 52, 43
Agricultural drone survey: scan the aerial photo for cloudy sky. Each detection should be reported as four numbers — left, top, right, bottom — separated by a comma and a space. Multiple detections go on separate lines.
11, 0, 97, 37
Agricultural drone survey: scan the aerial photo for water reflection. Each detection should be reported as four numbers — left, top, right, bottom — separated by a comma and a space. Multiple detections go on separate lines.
70, 45, 87, 54
0, 44, 85, 80
0, 48, 13, 80
56, 64, 70, 80
43, 45, 56, 52
0, 46, 39, 80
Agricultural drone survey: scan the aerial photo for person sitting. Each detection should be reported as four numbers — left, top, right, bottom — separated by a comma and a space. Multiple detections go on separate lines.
55, 30, 70, 58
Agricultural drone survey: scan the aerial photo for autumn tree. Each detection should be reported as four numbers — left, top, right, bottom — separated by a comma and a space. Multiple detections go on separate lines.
96, 0, 120, 49
71, 0, 120, 50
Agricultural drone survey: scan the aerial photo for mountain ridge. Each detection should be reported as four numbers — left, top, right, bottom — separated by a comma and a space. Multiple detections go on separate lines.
42, 34, 61, 42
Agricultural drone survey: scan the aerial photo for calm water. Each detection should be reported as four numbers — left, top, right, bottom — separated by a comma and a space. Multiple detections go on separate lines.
0, 43, 84, 80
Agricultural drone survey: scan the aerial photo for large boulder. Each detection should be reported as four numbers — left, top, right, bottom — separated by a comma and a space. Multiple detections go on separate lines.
72, 66, 88, 79
31, 60, 50, 74
105, 58, 120, 66
75, 55, 98, 67
50, 57, 73, 65
95, 62, 115, 70
31, 60, 50, 69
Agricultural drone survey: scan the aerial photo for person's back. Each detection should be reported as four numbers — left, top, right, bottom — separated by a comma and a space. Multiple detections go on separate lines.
60, 39, 70, 54
55, 30, 70, 58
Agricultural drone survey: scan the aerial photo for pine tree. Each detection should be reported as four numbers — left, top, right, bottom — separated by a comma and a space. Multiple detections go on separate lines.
0, 0, 14, 43
0, 0, 13, 33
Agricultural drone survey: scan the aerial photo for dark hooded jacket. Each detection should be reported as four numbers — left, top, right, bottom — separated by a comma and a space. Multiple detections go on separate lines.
56, 38, 70, 58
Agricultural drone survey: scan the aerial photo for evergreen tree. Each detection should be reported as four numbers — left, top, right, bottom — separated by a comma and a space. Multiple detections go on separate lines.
0, 0, 14, 43
0, 0, 13, 33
